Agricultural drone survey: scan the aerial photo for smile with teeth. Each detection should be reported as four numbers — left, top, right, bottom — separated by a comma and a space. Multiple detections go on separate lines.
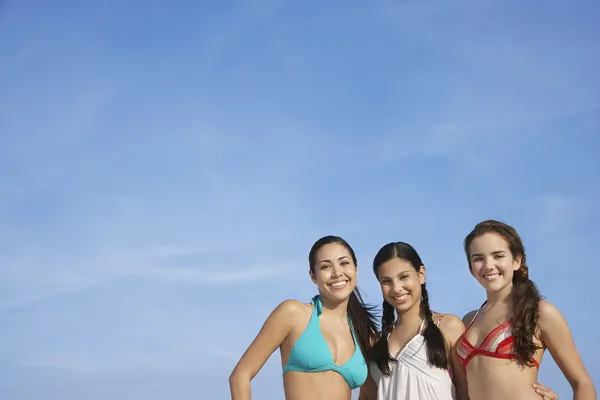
392, 293, 409, 303
329, 280, 348, 289
483, 272, 500, 281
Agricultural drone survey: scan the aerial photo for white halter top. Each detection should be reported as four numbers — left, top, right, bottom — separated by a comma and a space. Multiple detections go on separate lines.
369, 318, 456, 400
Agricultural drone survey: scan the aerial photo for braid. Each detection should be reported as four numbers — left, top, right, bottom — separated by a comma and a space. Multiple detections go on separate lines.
366, 301, 397, 375
420, 283, 449, 369
421, 283, 435, 326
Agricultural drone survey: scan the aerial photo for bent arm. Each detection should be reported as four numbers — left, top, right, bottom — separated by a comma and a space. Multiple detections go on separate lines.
539, 301, 597, 400
229, 300, 299, 400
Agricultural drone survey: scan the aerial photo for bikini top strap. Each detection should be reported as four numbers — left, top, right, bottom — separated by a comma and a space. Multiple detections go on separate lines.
418, 319, 426, 334
311, 295, 323, 316
466, 301, 487, 330
436, 314, 444, 327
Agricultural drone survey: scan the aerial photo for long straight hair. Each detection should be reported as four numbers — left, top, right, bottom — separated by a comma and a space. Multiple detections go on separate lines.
308, 235, 379, 359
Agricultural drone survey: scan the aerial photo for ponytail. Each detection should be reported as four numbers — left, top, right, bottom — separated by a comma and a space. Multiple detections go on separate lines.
347, 287, 379, 359
510, 264, 542, 366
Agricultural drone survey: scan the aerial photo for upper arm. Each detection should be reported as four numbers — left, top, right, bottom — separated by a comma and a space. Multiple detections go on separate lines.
230, 300, 302, 380
539, 300, 595, 391
439, 315, 469, 400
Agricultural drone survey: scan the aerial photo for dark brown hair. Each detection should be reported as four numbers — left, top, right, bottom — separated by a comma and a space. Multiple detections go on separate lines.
308, 235, 379, 359
464, 220, 542, 367
368, 242, 448, 375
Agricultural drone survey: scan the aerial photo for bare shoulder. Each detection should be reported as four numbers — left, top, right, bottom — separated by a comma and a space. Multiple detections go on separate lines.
435, 313, 466, 345
538, 299, 561, 317
537, 300, 565, 326
272, 299, 312, 318
461, 309, 478, 327
438, 313, 465, 332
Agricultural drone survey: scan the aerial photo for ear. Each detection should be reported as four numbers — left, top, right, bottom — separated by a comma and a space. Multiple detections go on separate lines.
309, 269, 317, 284
418, 265, 426, 285
513, 254, 522, 271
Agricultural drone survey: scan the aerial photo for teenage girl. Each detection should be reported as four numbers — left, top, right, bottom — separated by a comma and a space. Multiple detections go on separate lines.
229, 235, 379, 400
455, 220, 596, 400
358, 242, 465, 399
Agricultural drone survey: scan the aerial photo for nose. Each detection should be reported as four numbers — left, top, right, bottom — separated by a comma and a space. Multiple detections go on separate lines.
481, 258, 496, 272
331, 263, 343, 277
390, 281, 402, 295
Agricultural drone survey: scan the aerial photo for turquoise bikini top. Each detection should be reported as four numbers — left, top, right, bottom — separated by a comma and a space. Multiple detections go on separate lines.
282, 295, 368, 390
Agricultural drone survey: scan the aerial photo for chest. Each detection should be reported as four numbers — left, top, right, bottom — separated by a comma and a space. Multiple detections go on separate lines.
316, 317, 357, 364
388, 326, 422, 357
466, 309, 511, 347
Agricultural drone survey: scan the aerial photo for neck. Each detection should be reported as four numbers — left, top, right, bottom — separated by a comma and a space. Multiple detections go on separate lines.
319, 295, 351, 321
485, 282, 513, 308
395, 303, 425, 326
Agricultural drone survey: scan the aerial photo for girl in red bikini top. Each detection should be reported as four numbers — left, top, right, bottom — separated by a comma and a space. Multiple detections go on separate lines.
452, 220, 596, 400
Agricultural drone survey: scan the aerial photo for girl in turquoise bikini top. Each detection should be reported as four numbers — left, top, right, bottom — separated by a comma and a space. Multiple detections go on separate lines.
282, 295, 368, 389
229, 235, 379, 400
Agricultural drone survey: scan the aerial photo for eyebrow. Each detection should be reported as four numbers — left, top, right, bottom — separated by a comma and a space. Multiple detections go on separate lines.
378, 269, 412, 279
471, 250, 506, 257
319, 256, 351, 264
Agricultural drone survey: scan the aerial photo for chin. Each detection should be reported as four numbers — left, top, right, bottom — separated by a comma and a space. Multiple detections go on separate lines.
324, 287, 354, 301
481, 279, 507, 292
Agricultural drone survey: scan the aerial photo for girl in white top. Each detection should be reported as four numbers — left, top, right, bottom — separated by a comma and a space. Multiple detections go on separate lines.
358, 242, 559, 400
358, 242, 465, 400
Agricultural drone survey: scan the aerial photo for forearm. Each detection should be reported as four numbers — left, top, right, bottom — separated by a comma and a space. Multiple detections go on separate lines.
453, 380, 469, 400
229, 373, 252, 400
573, 378, 597, 400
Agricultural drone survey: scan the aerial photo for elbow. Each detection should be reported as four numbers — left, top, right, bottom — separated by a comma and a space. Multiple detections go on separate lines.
229, 369, 250, 387
229, 370, 241, 386
572, 376, 597, 398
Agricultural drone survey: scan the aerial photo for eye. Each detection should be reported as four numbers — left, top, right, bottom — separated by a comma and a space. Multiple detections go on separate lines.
399, 274, 409, 280
494, 254, 505, 259
320, 264, 331, 270
341, 261, 351, 266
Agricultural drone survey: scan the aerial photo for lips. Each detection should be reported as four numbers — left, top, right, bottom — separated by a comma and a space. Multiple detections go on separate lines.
483, 272, 500, 281
328, 280, 349, 290
392, 293, 409, 304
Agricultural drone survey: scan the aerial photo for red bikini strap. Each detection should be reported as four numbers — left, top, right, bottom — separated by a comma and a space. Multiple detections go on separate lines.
465, 301, 487, 330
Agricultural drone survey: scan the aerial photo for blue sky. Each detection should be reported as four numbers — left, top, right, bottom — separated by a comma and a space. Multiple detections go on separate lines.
1, 0, 599, 399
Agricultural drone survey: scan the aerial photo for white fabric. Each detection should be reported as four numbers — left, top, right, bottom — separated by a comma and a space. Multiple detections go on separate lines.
370, 332, 456, 400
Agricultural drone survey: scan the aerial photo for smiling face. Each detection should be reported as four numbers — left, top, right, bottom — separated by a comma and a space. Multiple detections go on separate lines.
310, 242, 357, 302
377, 258, 425, 314
468, 232, 522, 293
